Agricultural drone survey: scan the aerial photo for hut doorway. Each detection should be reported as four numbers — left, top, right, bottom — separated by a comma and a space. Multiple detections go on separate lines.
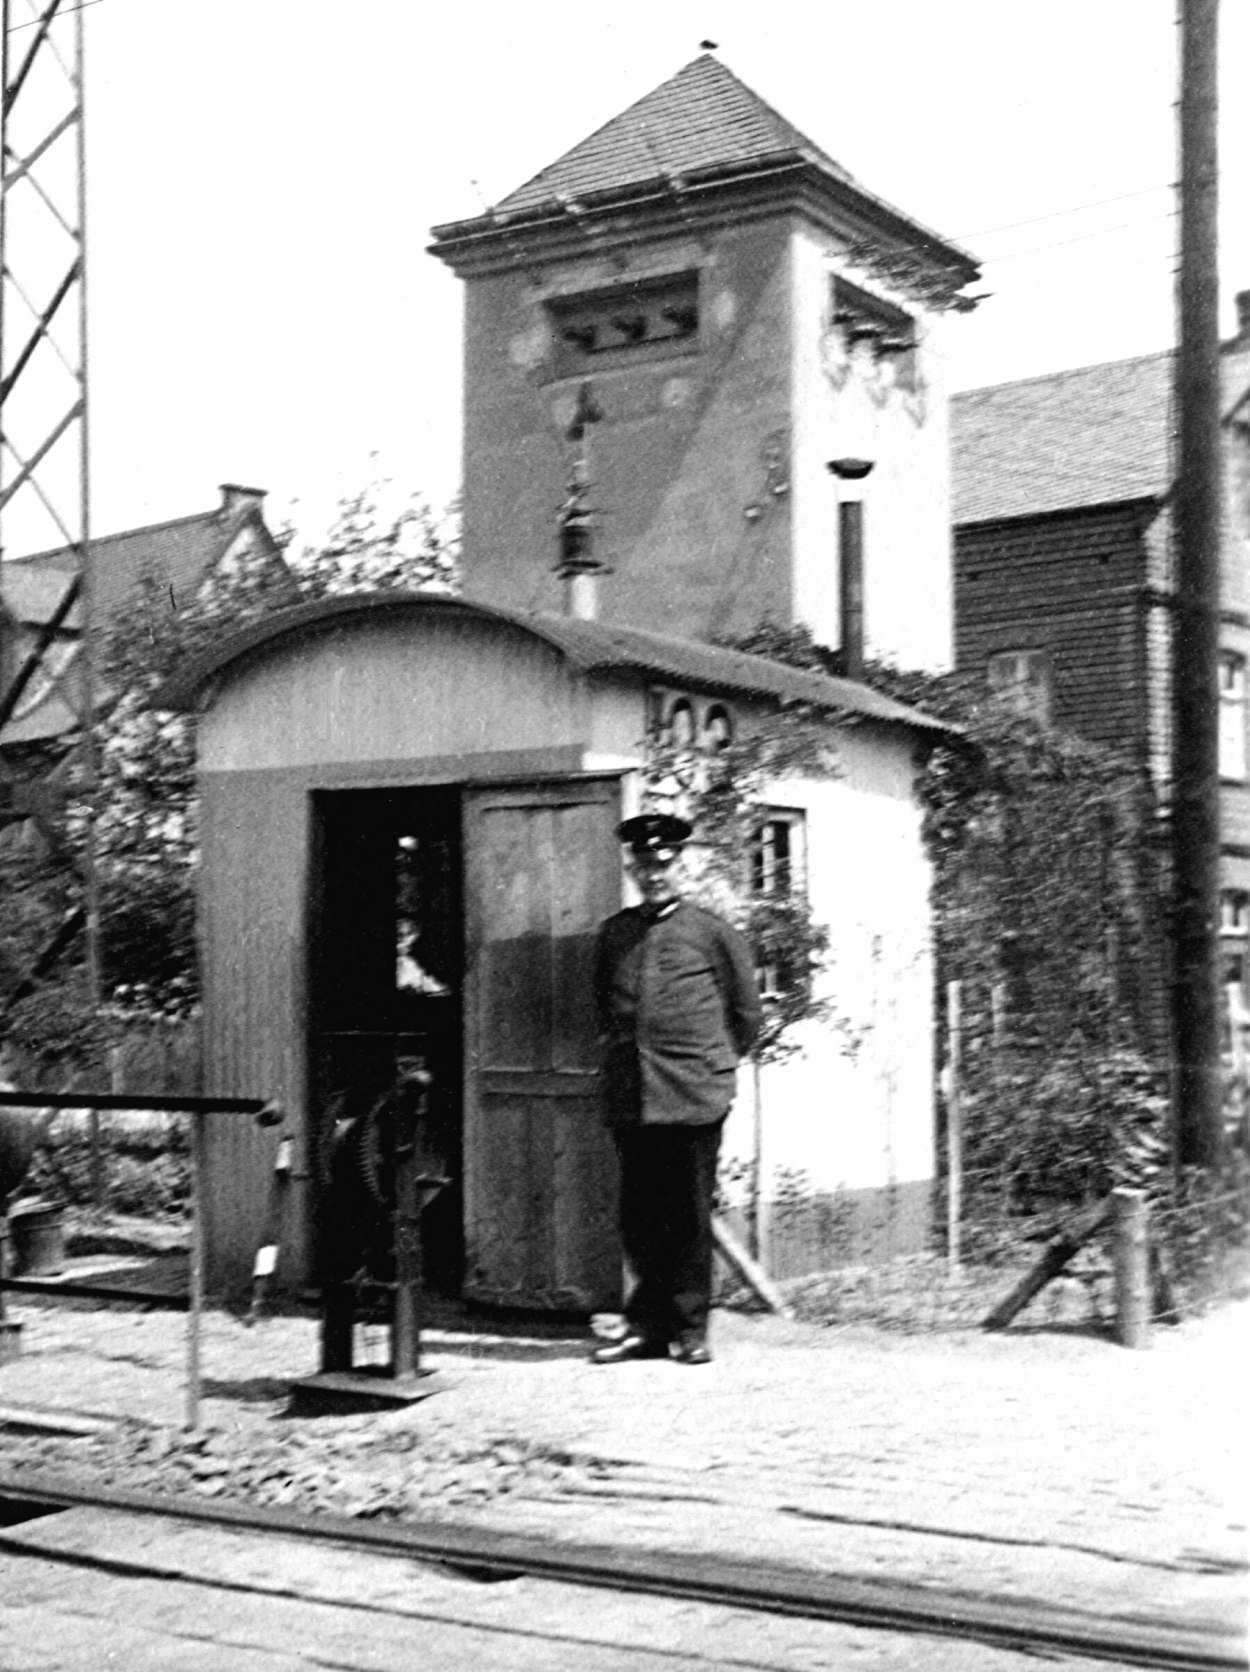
309, 786, 464, 1294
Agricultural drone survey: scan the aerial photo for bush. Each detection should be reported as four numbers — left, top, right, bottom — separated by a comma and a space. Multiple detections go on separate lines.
26, 1126, 191, 1217
955, 1043, 1169, 1258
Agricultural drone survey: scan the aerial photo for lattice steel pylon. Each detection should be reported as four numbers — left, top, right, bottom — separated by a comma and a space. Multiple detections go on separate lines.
0, 0, 96, 1019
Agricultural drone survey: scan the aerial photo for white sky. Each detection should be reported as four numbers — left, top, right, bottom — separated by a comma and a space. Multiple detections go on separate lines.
8, 0, 1250, 548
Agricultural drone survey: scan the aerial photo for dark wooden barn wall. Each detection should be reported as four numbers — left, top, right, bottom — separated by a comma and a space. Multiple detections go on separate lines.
954, 503, 1152, 762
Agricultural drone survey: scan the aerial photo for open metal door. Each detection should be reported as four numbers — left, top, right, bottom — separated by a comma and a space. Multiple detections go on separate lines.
463, 778, 622, 1310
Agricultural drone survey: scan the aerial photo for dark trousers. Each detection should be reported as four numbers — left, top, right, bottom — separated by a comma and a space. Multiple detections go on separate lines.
613, 1121, 723, 1345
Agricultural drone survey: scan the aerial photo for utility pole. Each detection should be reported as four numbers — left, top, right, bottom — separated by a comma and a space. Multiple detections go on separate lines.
1171, 0, 1223, 1170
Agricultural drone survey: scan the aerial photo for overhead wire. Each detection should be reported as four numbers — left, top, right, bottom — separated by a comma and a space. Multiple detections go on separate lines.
975, 251, 1178, 299
5, 0, 107, 31
977, 209, 1178, 265
954, 184, 1176, 242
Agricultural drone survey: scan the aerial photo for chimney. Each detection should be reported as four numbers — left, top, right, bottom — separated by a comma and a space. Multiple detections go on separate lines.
219, 483, 267, 517
827, 458, 875, 680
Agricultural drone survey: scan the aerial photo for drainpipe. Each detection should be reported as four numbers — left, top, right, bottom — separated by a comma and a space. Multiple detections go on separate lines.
827, 458, 875, 679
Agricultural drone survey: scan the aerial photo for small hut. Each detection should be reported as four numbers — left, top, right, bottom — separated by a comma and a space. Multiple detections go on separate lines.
164, 594, 947, 1303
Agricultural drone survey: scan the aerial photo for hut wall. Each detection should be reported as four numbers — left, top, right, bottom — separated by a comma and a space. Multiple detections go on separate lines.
198, 773, 310, 1293
193, 612, 633, 1291
199, 612, 591, 774
721, 721, 935, 1267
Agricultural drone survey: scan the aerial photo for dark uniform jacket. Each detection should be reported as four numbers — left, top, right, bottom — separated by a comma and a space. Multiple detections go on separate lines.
594, 901, 763, 1127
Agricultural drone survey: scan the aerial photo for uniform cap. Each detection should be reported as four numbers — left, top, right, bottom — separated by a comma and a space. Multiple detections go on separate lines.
618, 813, 692, 857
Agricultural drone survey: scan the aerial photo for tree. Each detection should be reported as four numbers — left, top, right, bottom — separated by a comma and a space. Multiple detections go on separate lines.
642, 661, 839, 1064
0, 482, 460, 1073
716, 620, 1169, 1230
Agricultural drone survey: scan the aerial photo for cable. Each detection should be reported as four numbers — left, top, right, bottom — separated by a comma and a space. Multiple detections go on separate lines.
6, 0, 106, 31
979, 209, 1178, 265
955, 184, 1175, 242
975, 250, 1177, 299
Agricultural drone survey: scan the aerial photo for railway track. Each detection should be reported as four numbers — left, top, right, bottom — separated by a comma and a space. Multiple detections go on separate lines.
0, 1470, 1242, 1670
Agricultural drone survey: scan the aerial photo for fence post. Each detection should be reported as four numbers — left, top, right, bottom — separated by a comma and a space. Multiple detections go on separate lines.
1113, 1187, 1149, 1348
185, 1109, 206, 1428
945, 981, 963, 1274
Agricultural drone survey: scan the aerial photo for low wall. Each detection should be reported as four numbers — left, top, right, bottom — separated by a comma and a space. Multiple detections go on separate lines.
721, 1178, 932, 1285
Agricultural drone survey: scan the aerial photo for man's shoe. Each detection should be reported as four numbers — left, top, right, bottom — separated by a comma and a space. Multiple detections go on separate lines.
590, 1332, 669, 1365
671, 1339, 712, 1365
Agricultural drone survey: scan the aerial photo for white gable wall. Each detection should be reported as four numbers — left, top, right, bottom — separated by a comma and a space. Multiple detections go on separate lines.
790, 223, 955, 673
722, 721, 935, 1204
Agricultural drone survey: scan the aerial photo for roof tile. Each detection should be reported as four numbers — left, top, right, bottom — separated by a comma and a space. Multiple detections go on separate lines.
497, 54, 856, 216
951, 352, 1175, 525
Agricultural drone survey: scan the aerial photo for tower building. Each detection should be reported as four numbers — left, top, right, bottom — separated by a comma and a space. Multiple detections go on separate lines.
431, 55, 979, 669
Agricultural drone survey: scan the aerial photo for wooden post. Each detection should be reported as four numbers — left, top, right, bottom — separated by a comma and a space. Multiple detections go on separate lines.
983, 1197, 1111, 1331
712, 1215, 793, 1319
945, 981, 963, 1273
990, 981, 1007, 1048
750, 1059, 771, 1269
1113, 1188, 1150, 1349
185, 1110, 206, 1429
1226, 985, 1246, 1144
1171, 0, 1224, 1171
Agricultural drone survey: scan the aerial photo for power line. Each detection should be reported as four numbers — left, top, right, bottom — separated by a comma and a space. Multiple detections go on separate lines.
6, 0, 106, 31
975, 250, 1176, 299
980, 209, 1178, 265
955, 183, 1175, 242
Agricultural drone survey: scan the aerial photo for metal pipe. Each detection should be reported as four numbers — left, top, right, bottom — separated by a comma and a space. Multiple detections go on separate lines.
838, 501, 865, 680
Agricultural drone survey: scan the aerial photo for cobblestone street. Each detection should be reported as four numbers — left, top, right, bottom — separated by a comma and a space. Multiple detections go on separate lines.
0, 1294, 1244, 1648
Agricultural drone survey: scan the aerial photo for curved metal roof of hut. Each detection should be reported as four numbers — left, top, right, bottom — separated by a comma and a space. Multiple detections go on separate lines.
160, 591, 953, 736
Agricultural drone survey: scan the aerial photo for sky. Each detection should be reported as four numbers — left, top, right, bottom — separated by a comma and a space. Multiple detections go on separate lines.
4, 0, 1249, 551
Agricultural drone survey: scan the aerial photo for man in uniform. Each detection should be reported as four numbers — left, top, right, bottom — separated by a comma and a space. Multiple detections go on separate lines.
592, 814, 762, 1365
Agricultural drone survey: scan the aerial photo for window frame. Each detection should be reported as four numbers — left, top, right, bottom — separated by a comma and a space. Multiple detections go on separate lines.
986, 647, 1053, 726
1219, 651, 1247, 782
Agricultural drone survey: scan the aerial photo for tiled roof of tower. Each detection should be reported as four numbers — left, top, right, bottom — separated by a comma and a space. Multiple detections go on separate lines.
496, 54, 857, 216
951, 352, 1175, 524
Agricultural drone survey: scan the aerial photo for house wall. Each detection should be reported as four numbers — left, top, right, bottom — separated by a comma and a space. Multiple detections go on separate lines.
954, 503, 1152, 760
460, 219, 796, 640
458, 208, 956, 665
716, 723, 936, 1268
790, 226, 954, 670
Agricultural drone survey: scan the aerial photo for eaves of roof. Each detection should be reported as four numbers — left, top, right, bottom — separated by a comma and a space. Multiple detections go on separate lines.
431, 153, 978, 286
160, 591, 955, 738
429, 56, 975, 285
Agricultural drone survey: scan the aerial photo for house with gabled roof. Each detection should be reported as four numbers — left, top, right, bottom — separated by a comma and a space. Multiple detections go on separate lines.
167, 56, 979, 1308
0, 483, 293, 762
951, 293, 1250, 995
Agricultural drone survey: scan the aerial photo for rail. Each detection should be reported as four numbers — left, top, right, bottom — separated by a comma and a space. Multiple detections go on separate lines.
0, 1090, 282, 1428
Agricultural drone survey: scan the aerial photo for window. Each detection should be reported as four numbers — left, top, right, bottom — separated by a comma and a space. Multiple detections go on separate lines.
1221, 890, 1249, 937
987, 649, 1052, 725
1219, 653, 1247, 781
547, 271, 699, 374
752, 814, 803, 899
1221, 890, 1250, 1020
751, 811, 807, 998
702, 703, 734, 752
831, 276, 918, 391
